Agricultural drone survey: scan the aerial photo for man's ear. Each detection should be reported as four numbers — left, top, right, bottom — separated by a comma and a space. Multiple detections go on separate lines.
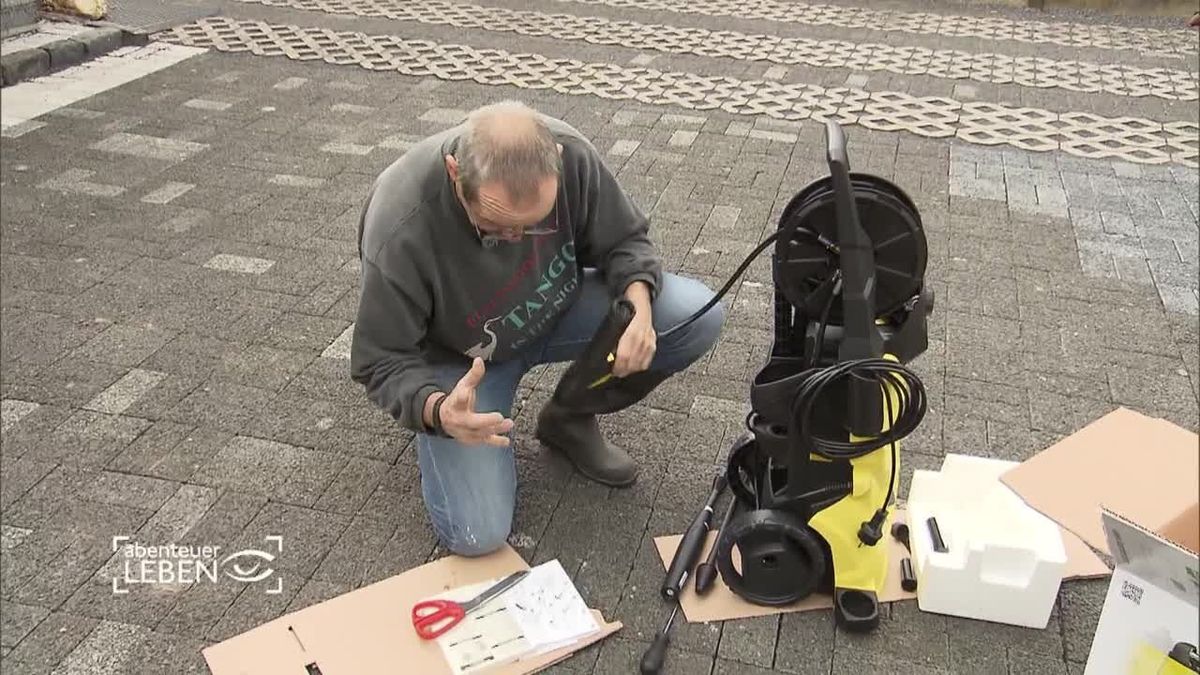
556, 143, 563, 155
445, 154, 459, 182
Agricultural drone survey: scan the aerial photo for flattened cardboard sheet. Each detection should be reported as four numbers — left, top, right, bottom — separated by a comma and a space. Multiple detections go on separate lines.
653, 509, 1110, 623
1000, 407, 1199, 556
1062, 527, 1113, 579
203, 545, 620, 675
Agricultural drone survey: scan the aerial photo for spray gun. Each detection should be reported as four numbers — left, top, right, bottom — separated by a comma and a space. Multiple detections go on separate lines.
584, 298, 637, 390
553, 232, 779, 406
550, 297, 637, 409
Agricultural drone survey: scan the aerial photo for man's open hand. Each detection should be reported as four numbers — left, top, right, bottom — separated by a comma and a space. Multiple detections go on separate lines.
438, 358, 514, 446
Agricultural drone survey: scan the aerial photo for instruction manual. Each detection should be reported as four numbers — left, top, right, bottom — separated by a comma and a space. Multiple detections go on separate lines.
434, 559, 600, 673
505, 559, 599, 655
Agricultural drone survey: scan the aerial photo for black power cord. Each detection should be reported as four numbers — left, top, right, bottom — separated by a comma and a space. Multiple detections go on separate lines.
787, 358, 927, 545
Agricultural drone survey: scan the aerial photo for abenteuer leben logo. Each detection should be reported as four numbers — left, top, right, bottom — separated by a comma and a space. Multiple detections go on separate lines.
110, 535, 284, 595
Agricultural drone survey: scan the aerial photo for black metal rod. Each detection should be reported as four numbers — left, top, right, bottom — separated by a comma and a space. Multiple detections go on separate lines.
694, 497, 737, 595
640, 604, 679, 675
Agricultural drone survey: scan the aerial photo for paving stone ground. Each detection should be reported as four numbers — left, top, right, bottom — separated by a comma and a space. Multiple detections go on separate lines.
0, 0, 1197, 672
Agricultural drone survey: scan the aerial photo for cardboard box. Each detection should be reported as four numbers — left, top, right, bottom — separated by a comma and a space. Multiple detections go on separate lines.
1083, 507, 1199, 675
202, 545, 620, 675
997, 407, 1199, 675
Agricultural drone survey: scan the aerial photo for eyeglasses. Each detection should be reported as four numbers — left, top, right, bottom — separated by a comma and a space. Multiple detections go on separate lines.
473, 201, 559, 247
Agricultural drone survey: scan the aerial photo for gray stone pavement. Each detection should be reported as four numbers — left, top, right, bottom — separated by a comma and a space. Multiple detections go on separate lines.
0, 0, 1198, 673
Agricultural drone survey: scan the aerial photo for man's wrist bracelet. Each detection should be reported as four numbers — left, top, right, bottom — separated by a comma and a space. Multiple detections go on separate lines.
430, 394, 449, 437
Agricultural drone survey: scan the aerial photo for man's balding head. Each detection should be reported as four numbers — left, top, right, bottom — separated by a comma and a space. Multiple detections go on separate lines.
445, 100, 562, 239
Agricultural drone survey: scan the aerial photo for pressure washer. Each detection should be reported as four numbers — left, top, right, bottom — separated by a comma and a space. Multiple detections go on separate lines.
567, 120, 932, 636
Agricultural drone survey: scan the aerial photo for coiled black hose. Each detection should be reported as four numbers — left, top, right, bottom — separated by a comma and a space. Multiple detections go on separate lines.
788, 357, 928, 522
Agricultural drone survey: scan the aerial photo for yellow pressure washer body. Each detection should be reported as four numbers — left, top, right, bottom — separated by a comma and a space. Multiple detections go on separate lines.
713, 121, 934, 631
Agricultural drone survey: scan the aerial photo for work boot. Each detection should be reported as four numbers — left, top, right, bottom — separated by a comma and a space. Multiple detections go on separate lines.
535, 400, 638, 487
539, 368, 674, 487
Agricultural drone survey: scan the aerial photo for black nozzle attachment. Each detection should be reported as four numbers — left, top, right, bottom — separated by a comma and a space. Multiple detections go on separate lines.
900, 558, 917, 592
890, 522, 911, 553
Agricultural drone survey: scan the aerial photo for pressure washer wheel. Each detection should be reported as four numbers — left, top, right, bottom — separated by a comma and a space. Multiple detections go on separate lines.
773, 172, 926, 322
714, 509, 828, 606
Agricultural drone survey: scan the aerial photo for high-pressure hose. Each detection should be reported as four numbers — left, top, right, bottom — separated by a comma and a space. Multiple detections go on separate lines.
656, 230, 783, 339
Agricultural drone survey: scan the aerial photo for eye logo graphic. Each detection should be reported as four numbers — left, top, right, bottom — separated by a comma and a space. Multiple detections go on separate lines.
222, 537, 283, 593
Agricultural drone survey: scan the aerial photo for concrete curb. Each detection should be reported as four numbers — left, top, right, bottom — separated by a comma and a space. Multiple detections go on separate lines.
0, 25, 142, 87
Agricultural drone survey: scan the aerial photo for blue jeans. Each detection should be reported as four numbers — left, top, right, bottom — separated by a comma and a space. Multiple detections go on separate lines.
416, 269, 725, 556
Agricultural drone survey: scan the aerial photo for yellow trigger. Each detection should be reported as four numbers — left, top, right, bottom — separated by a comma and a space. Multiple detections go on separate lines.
587, 353, 617, 388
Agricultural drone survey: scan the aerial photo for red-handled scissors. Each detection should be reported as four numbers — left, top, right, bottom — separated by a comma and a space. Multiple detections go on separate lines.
411, 569, 529, 640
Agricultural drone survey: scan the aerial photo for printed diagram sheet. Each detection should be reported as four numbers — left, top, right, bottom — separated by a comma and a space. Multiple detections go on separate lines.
433, 560, 601, 673
505, 560, 600, 655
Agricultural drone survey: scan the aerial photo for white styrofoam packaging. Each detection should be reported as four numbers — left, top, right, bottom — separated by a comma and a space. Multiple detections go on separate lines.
906, 454, 1068, 629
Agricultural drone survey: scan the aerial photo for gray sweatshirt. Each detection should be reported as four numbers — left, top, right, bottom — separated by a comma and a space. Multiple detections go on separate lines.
350, 116, 663, 433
